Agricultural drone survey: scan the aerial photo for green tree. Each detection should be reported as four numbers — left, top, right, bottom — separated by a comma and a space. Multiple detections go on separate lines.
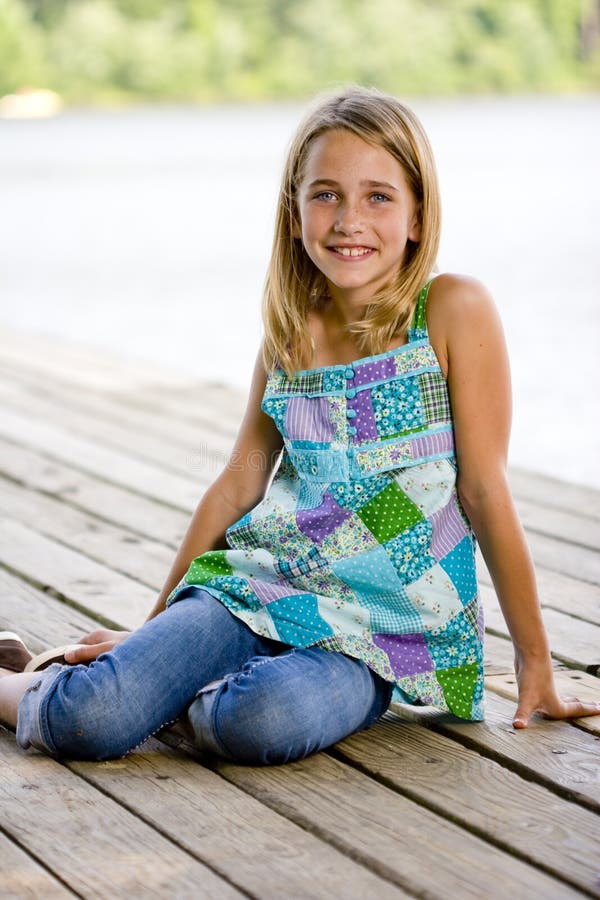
0, 0, 46, 93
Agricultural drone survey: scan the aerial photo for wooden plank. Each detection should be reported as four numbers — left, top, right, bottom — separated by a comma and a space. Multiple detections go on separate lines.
515, 495, 600, 551
509, 466, 600, 521
0, 326, 246, 428
335, 715, 600, 897
212, 751, 584, 898
2, 575, 407, 897
478, 556, 600, 626
1, 476, 174, 591
0, 406, 202, 509
0, 324, 194, 392
0, 569, 107, 651
483, 630, 516, 673
9, 359, 600, 556
482, 585, 600, 671
518, 530, 600, 586
485, 669, 600, 736
0, 731, 242, 899
0, 518, 153, 631
0, 831, 75, 899
70, 741, 407, 899
0, 436, 189, 547
0, 378, 231, 483
0, 358, 239, 442
426, 691, 600, 812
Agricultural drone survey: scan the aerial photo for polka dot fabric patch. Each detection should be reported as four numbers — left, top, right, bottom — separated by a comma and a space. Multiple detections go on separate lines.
167, 279, 485, 721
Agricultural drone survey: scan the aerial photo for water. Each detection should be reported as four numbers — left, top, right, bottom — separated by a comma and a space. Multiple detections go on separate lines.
1, 96, 599, 487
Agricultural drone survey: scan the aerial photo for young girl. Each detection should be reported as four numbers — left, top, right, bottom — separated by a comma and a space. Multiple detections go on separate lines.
2, 86, 599, 763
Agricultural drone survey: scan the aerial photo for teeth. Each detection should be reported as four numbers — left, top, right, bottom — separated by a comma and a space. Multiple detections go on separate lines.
335, 247, 371, 257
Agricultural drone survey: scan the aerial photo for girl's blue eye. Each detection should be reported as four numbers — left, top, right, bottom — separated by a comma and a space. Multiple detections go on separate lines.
315, 191, 336, 201
371, 193, 390, 203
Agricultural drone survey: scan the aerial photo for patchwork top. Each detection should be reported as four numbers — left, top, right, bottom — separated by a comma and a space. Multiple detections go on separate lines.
168, 279, 485, 720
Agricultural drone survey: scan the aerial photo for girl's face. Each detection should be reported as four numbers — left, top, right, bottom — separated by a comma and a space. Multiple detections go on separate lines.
295, 129, 421, 310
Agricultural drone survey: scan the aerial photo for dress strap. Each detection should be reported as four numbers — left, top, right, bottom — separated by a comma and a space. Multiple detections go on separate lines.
408, 278, 434, 342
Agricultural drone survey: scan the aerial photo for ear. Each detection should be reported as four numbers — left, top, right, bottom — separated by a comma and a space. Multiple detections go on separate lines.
408, 207, 422, 243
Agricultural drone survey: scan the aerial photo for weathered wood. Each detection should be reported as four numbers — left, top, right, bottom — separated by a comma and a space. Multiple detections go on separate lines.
482, 586, 600, 671
0, 324, 195, 392
1, 475, 174, 591
0, 358, 239, 443
70, 741, 407, 899
0, 436, 189, 547
0, 730, 242, 899
515, 495, 600, 551
483, 629, 517, 673
0, 568, 106, 651
0, 405, 203, 509
0, 517, 153, 630
428, 691, 600, 811
3, 326, 599, 899
0, 375, 234, 476
485, 669, 600, 735
509, 466, 600, 521
0, 830, 75, 899
335, 715, 600, 896
0, 325, 245, 427
478, 557, 600, 626
213, 752, 583, 898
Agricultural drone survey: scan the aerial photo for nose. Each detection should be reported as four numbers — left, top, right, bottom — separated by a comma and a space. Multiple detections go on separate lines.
334, 202, 364, 235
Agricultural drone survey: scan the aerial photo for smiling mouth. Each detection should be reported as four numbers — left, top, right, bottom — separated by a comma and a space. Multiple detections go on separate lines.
328, 246, 375, 258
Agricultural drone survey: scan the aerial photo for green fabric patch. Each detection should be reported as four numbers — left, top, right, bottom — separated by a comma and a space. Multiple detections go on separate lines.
419, 371, 451, 425
358, 481, 423, 542
436, 663, 479, 719
186, 551, 233, 584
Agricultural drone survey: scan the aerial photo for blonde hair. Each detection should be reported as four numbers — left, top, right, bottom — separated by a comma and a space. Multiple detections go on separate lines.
262, 85, 441, 377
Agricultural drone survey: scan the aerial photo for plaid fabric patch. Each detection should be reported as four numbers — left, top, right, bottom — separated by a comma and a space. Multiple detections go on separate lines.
267, 370, 325, 395
226, 521, 265, 551
462, 596, 480, 630
419, 371, 451, 425
275, 546, 328, 580
360, 592, 423, 633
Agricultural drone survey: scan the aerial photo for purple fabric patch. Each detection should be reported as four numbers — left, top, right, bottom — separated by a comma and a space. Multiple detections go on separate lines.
429, 498, 469, 560
248, 577, 305, 605
409, 429, 454, 460
373, 632, 435, 676
296, 492, 351, 542
349, 390, 378, 442
285, 396, 335, 442
354, 356, 397, 386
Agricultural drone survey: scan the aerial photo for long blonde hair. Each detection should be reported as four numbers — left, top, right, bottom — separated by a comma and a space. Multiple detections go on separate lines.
262, 86, 441, 377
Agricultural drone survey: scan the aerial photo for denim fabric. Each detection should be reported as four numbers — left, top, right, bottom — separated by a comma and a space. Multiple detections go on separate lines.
17, 589, 393, 763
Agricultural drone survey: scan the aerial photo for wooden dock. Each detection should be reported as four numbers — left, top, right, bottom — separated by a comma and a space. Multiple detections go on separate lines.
1, 324, 599, 899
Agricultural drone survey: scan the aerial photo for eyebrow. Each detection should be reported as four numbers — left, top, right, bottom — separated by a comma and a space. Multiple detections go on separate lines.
307, 178, 399, 191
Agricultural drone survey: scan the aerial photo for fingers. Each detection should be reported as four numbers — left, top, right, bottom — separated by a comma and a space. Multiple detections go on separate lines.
513, 696, 600, 728
512, 716, 529, 729
78, 629, 114, 646
558, 697, 600, 719
64, 641, 117, 664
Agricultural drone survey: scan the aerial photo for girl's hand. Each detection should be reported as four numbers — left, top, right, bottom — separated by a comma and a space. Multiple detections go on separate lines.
63, 629, 130, 664
512, 653, 600, 728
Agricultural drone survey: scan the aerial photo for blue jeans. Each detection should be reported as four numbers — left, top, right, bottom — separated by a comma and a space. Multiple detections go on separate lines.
16, 589, 393, 764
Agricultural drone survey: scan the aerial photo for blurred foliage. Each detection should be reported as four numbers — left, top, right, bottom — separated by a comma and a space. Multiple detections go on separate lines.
1, 0, 599, 101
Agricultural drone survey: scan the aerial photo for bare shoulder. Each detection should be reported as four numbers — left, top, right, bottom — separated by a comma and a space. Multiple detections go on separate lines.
426, 274, 503, 367
427, 272, 497, 322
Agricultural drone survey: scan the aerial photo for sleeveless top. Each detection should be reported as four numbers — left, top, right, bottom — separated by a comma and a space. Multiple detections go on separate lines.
168, 279, 485, 721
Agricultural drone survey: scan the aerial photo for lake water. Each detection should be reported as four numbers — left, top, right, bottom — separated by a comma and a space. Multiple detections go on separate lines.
1, 96, 599, 487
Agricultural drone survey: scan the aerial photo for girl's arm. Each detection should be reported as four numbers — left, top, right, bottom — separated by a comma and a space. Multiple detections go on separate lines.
428, 274, 600, 727
144, 345, 284, 620
66, 346, 284, 663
